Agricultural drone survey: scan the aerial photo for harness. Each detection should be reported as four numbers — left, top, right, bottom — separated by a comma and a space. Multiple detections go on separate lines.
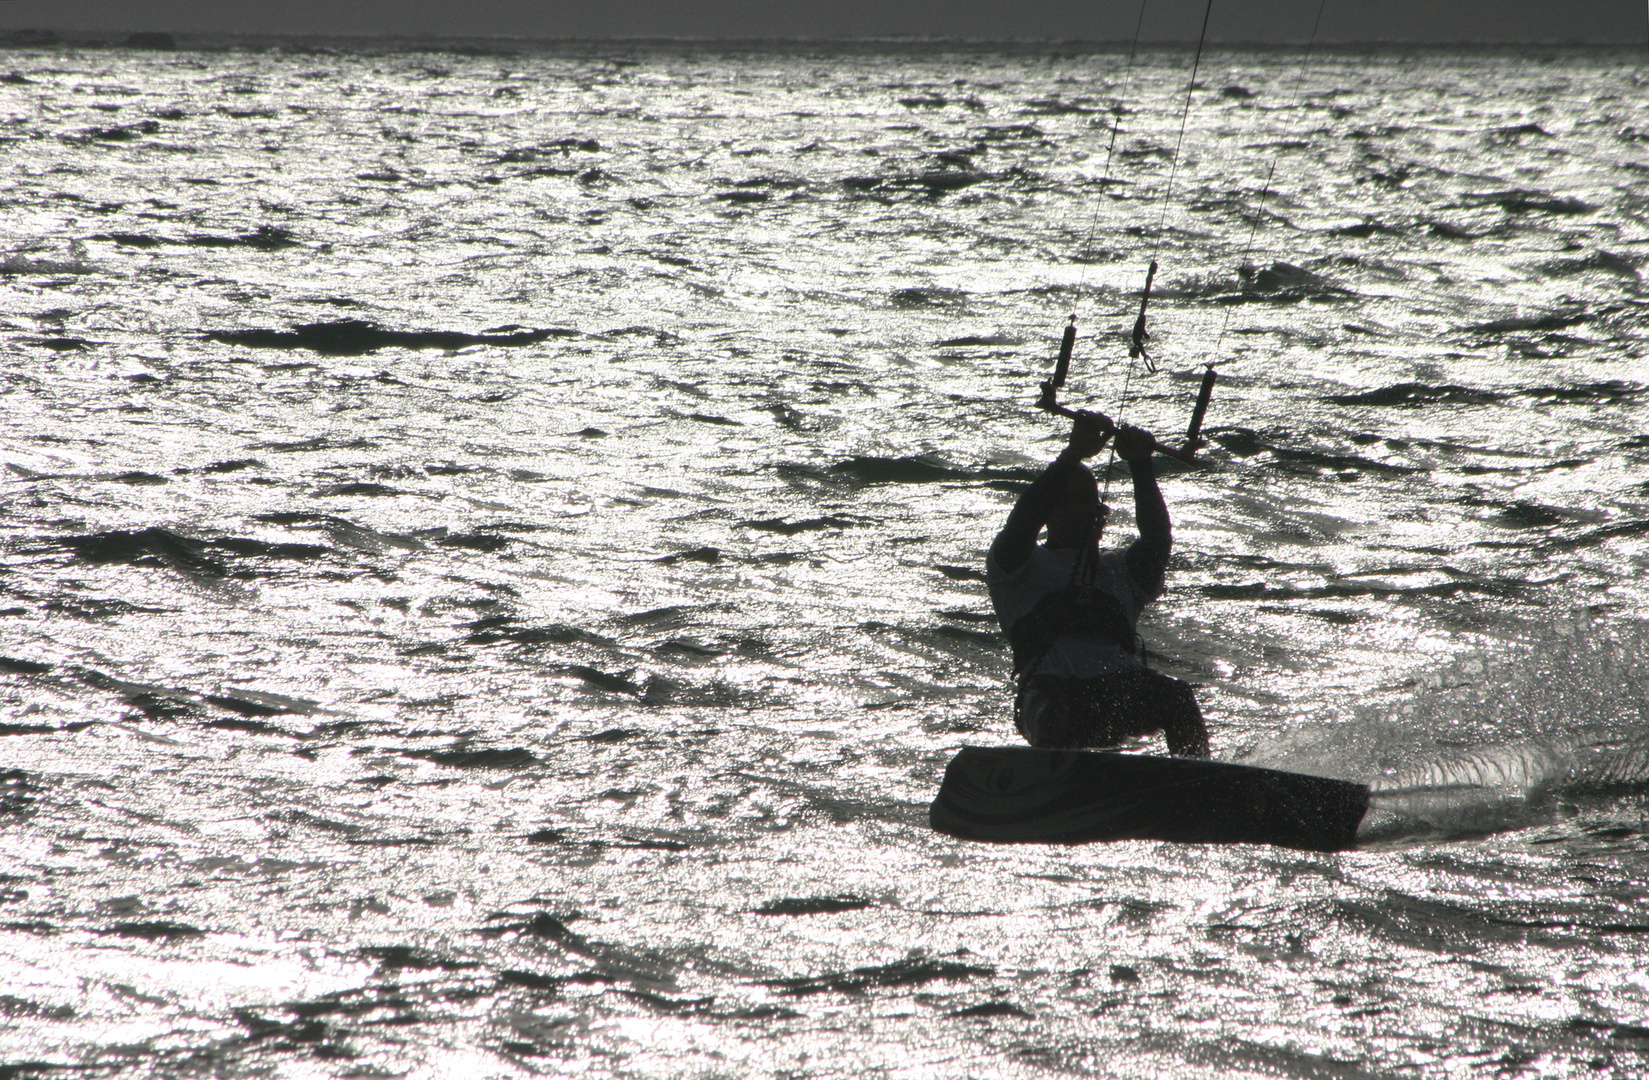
1006, 544, 1138, 677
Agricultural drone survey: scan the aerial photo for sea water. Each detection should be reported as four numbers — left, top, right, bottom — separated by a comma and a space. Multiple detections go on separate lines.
1, 39, 1648, 1078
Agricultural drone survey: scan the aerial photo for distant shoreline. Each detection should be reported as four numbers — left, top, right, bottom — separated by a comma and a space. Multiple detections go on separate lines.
0, 31, 1641, 55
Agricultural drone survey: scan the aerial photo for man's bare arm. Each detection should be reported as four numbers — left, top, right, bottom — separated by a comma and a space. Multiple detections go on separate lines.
989, 414, 1110, 576
1116, 426, 1171, 594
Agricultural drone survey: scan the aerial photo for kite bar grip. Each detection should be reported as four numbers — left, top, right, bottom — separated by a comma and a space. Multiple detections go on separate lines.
1040, 400, 1114, 430
1036, 397, 1196, 465
1050, 318, 1077, 390
1185, 365, 1217, 447
1152, 439, 1197, 466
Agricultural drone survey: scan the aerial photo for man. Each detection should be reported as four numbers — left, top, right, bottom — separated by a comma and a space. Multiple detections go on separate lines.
985, 413, 1210, 758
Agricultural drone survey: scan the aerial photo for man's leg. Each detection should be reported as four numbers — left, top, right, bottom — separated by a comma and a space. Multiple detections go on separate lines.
1154, 676, 1210, 759
1022, 671, 1208, 755
1057, 677, 1127, 749
1100, 670, 1209, 758
1016, 675, 1084, 749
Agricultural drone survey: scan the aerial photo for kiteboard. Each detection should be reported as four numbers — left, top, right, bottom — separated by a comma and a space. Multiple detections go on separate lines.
930, 746, 1369, 852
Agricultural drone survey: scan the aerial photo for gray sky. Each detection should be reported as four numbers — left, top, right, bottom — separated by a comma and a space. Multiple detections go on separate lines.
0, 0, 1645, 44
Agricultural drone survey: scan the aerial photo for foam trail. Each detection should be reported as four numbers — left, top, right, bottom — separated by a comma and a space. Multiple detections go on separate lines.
1357, 737, 1649, 842
1358, 740, 1572, 840
1374, 741, 1575, 799
1570, 737, 1649, 791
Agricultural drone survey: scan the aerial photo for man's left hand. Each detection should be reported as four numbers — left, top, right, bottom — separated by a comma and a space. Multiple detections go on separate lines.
1115, 424, 1156, 462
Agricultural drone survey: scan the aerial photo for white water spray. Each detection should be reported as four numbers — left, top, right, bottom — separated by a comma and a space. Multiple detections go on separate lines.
1238, 615, 1649, 842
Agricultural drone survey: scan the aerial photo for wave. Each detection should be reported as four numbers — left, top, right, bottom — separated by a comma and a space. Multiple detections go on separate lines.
1459, 189, 1593, 215
828, 455, 1036, 485
1150, 261, 1355, 304
1201, 576, 1525, 603
205, 319, 577, 356
93, 224, 299, 250
886, 286, 969, 307
1324, 380, 1641, 407
1324, 383, 1506, 407
1464, 308, 1591, 335
1203, 428, 1419, 475
1536, 249, 1642, 281
1, 240, 93, 275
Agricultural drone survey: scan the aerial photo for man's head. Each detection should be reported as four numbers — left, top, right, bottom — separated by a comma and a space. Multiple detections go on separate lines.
1045, 465, 1106, 548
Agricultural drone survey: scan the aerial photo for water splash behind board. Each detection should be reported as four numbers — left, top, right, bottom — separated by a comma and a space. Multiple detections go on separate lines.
1235, 616, 1649, 842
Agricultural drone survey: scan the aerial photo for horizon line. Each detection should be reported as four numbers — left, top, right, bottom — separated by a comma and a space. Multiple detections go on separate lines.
1, 30, 1641, 49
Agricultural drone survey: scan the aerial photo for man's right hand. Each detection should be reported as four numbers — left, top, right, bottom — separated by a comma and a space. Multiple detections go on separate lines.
1065, 410, 1112, 459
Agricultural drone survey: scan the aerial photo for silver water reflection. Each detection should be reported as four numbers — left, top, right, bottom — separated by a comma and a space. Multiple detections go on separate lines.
2, 42, 1648, 1078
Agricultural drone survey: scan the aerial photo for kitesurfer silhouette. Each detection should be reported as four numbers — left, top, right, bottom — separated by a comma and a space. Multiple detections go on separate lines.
986, 412, 1210, 758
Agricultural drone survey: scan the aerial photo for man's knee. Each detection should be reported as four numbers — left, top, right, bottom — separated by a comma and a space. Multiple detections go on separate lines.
1154, 677, 1209, 757
1138, 671, 1198, 715
1016, 677, 1074, 748
1167, 678, 1201, 718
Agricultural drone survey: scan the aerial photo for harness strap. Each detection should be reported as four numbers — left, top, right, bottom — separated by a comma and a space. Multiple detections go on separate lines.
1007, 585, 1137, 676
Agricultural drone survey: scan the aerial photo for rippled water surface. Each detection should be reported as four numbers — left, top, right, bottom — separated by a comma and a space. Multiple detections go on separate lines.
3, 40, 1649, 1078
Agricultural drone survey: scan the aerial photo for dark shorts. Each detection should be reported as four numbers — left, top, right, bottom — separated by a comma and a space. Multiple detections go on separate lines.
1015, 669, 1209, 757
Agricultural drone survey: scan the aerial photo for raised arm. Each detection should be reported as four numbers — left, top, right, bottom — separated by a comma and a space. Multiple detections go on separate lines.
990, 414, 1110, 576
1116, 426, 1171, 594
